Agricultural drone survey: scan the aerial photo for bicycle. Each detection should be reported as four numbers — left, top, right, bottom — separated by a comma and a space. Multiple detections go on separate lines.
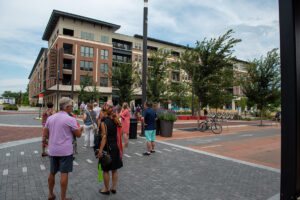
199, 116, 222, 134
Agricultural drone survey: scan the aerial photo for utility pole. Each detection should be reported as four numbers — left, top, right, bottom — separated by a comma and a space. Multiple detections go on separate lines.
141, 0, 148, 136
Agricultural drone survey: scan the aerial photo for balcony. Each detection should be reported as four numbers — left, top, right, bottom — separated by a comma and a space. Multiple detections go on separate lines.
62, 74, 72, 85
63, 43, 73, 55
63, 59, 72, 70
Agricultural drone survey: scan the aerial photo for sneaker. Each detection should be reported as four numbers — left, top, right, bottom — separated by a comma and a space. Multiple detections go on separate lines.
143, 152, 151, 156
150, 150, 155, 153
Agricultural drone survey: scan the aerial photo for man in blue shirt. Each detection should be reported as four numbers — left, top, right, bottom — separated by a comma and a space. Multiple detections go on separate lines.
142, 101, 157, 155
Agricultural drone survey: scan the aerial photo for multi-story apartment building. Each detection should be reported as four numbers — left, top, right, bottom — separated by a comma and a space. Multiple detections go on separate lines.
28, 10, 246, 110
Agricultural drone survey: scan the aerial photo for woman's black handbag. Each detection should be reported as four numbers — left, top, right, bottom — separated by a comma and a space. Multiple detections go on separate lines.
100, 150, 112, 168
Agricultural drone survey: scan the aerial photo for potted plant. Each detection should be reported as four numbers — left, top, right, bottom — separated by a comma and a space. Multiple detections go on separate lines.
158, 110, 177, 137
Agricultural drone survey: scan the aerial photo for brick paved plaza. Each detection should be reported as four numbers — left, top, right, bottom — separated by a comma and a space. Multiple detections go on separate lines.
0, 112, 281, 200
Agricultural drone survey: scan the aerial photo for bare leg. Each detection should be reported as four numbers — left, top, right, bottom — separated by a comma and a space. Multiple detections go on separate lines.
151, 141, 155, 150
147, 141, 151, 152
101, 171, 110, 192
48, 172, 56, 199
111, 170, 118, 190
123, 133, 129, 147
60, 173, 69, 200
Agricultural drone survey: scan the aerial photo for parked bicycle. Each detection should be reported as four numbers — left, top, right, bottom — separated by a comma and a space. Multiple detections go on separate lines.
199, 116, 222, 134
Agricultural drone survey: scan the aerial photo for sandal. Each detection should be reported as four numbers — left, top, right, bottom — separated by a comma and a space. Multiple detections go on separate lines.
48, 194, 56, 200
42, 153, 48, 157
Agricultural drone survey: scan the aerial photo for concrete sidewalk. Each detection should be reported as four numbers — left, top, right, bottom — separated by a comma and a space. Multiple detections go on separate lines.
0, 134, 279, 200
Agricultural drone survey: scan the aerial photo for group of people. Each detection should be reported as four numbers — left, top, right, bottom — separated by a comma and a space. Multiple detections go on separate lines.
41, 97, 158, 200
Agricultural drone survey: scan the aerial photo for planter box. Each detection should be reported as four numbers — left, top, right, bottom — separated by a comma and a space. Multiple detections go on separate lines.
160, 120, 174, 137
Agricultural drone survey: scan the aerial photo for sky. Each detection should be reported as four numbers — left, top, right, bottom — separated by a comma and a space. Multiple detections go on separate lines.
0, 0, 279, 95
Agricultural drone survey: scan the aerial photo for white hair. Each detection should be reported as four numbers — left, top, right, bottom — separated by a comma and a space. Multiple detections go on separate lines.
59, 97, 73, 110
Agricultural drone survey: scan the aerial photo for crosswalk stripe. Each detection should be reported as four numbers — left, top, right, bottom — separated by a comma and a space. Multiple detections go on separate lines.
124, 154, 131, 158
134, 153, 142, 157
34, 151, 38, 154
73, 161, 79, 166
3, 169, 8, 176
172, 147, 180, 151
129, 142, 135, 144
22, 167, 27, 173
163, 149, 172, 152
6, 153, 10, 157
40, 165, 46, 170
20, 151, 24, 155
156, 150, 162, 153
86, 159, 93, 163
137, 141, 143, 144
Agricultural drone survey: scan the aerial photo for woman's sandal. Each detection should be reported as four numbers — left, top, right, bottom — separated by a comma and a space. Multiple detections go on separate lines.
48, 194, 56, 200
110, 189, 117, 194
42, 153, 48, 157
99, 189, 110, 195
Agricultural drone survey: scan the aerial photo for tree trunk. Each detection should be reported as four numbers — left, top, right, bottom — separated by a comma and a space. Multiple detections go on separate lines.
197, 99, 201, 130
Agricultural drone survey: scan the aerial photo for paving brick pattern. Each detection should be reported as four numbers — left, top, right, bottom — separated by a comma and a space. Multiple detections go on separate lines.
0, 136, 279, 200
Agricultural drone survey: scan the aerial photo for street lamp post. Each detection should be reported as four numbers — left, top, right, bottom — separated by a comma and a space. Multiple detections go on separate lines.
141, 0, 148, 136
142, 0, 148, 107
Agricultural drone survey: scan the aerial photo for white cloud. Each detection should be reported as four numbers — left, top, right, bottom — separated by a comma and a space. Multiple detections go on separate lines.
0, 0, 279, 76
0, 79, 28, 94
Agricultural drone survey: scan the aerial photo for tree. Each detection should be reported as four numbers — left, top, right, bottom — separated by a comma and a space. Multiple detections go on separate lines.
2, 91, 19, 99
237, 97, 248, 117
168, 82, 190, 108
110, 62, 135, 104
238, 48, 281, 125
146, 49, 171, 104
78, 73, 93, 103
180, 29, 241, 128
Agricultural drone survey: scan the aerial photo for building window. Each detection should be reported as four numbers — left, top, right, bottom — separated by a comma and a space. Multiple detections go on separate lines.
101, 35, 109, 43
135, 42, 138, 49
138, 43, 141, 50
81, 32, 94, 40
80, 75, 93, 86
81, 46, 94, 57
101, 49, 109, 60
63, 28, 74, 36
100, 77, 108, 87
138, 56, 141, 62
80, 61, 93, 71
101, 63, 108, 74
135, 55, 138, 62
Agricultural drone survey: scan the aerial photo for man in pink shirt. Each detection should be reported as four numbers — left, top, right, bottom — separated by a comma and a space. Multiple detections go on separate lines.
43, 97, 83, 200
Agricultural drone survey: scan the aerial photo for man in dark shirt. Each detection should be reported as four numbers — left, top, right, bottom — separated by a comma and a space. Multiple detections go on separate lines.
142, 101, 157, 156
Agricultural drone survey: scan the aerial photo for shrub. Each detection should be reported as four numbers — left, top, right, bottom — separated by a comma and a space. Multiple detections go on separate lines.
158, 110, 177, 122
3, 105, 18, 111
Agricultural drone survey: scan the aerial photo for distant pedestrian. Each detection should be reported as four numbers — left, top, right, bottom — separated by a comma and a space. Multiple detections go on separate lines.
120, 102, 130, 147
130, 103, 135, 118
41, 102, 55, 157
83, 103, 97, 148
135, 104, 141, 117
93, 102, 101, 119
74, 101, 78, 116
142, 101, 157, 156
43, 97, 83, 200
96, 104, 123, 195
80, 101, 85, 116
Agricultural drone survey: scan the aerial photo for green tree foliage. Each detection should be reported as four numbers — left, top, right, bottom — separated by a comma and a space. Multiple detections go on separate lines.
238, 48, 281, 125
168, 82, 190, 108
146, 49, 171, 104
180, 29, 241, 127
110, 62, 135, 104
2, 91, 19, 99
77, 73, 101, 103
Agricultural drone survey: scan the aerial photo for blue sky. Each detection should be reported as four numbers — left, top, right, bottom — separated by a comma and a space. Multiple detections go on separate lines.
0, 0, 279, 95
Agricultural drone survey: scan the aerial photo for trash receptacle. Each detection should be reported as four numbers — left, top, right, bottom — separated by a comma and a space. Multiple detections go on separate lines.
129, 118, 137, 139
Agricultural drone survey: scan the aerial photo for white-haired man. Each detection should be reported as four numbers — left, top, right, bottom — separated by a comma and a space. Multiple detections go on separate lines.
43, 97, 83, 200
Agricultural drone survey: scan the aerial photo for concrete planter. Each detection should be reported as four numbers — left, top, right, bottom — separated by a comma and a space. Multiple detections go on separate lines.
160, 120, 174, 137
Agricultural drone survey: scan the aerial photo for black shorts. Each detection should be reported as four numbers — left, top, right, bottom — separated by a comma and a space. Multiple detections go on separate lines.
50, 155, 73, 174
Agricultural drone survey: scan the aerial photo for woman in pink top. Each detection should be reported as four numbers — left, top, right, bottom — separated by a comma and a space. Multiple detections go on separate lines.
120, 102, 130, 147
